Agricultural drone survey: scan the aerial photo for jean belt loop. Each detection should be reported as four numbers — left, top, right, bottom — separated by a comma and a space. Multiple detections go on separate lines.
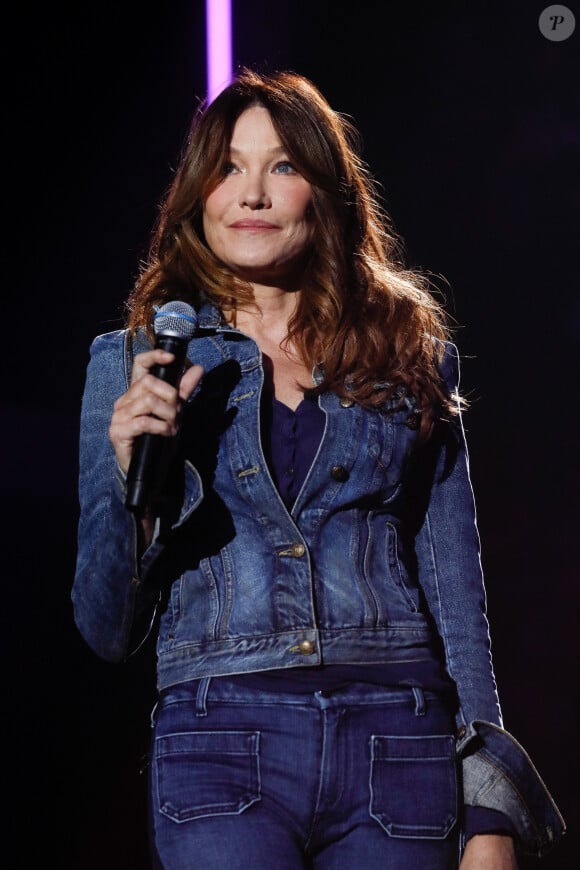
412, 686, 426, 716
195, 677, 211, 717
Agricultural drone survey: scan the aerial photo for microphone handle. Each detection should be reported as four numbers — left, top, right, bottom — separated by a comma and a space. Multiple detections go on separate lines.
125, 333, 190, 513
147, 333, 189, 385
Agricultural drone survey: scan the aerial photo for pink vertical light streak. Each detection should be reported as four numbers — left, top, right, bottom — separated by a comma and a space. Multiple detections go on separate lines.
206, 0, 233, 104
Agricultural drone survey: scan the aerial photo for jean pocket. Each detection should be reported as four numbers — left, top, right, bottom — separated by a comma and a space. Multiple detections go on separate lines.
155, 730, 261, 823
370, 734, 457, 838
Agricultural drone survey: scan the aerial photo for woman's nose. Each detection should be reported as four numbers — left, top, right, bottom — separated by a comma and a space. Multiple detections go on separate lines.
239, 173, 271, 209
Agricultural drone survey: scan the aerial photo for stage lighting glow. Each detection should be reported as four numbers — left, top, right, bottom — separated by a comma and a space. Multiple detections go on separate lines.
206, 0, 233, 104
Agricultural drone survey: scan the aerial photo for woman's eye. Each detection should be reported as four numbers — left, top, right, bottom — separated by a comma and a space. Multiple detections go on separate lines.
274, 161, 297, 175
222, 162, 238, 175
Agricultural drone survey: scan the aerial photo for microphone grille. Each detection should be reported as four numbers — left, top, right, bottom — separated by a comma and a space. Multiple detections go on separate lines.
153, 300, 198, 339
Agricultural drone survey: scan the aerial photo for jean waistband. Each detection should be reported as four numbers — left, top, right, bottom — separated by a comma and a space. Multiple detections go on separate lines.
157, 675, 452, 718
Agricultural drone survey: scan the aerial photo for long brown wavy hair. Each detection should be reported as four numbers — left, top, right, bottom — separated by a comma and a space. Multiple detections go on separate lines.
125, 68, 462, 431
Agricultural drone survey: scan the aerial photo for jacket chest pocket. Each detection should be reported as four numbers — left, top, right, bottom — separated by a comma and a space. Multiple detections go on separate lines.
366, 403, 422, 493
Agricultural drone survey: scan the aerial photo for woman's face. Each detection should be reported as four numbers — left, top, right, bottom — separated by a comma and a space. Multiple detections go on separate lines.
203, 106, 314, 285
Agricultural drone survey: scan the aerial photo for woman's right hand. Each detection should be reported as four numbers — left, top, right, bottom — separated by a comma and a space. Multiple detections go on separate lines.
109, 349, 204, 475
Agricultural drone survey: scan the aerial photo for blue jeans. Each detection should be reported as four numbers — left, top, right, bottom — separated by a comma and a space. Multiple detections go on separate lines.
149, 677, 461, 869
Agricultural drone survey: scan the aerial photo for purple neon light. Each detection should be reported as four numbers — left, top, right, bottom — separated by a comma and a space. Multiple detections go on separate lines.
206, 0, 233, 104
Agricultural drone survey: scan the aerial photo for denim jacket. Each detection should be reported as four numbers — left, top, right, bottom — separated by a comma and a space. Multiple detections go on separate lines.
72, 301, 565, 856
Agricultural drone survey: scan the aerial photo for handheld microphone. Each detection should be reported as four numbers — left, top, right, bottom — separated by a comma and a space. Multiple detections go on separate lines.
125, 300, 198, 513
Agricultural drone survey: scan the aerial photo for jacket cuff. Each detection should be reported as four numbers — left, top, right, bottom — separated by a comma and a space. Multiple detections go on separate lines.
458, 720, 565, 857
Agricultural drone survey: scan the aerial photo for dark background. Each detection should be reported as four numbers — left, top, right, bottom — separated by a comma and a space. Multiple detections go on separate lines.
5, 2, 577, 867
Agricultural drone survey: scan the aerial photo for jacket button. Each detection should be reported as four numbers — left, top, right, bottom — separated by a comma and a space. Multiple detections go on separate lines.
339, 397, 354, 408
331, 465, 349, 482
405, 413, 421, 429
456, 726, 467, 739
292, 543, 305, 557
298, 640, 315, 655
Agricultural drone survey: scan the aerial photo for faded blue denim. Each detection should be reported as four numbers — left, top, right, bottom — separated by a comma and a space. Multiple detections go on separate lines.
149, 680, 460, 869
72, 300, 565, 856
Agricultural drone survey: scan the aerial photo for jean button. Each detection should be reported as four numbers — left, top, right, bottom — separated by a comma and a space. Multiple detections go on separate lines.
330, 464, 349, 482
298, 640, 315, 655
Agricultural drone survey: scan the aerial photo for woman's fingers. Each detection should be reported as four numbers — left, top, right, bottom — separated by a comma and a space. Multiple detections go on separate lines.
179, 363, 205, 400
129, 349, 176, 385
109, 353, 205, 474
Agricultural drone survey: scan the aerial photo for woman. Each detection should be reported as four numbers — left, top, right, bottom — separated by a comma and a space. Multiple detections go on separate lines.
72, 69, 564, 869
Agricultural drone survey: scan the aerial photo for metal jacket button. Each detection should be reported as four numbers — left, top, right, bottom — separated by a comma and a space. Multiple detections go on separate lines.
405, 413, 421, 429
298, 640, 315, 655
339, 397, 354, 407
278, 543, 306, 557
331, 464, 349, 482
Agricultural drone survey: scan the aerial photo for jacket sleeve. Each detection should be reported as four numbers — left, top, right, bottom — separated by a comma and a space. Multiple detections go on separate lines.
71, 330, 203, 662
414, 340, 502, 727
415, 341, 565, 857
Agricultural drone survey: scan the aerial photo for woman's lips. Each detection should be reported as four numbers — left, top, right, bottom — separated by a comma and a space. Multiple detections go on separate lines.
230, 220, 278, 229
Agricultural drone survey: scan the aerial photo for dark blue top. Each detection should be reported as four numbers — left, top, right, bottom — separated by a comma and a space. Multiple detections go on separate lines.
262, 394, 324, 508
